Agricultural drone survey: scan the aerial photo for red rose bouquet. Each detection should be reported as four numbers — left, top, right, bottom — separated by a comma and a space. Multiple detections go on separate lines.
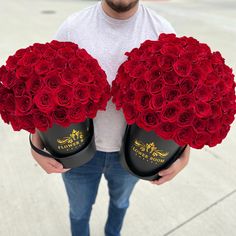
0, 40, 111, 133
112, 33, 236, 149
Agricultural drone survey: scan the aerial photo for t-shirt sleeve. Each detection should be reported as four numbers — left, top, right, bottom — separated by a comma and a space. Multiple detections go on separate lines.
53, 19, 69, 41
161, 19, 176, 34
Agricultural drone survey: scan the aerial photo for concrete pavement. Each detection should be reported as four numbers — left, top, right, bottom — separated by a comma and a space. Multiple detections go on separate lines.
0, 0, 236, 235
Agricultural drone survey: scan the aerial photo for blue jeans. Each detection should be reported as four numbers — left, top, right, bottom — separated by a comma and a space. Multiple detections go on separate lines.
62, 151, 139, 236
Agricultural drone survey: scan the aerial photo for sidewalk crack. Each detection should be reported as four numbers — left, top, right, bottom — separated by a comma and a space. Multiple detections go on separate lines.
163, 189, 236, 236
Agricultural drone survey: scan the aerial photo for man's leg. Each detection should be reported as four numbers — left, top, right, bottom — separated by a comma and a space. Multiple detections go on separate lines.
104, 152, 139, 236
61, 151, 105, 236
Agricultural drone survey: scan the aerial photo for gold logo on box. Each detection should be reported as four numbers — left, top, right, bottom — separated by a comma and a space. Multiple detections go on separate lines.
57, 129, 85, 151
131, 139, 169, 165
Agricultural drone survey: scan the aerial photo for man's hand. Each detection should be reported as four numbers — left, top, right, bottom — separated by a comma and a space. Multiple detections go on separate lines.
31, 132, 71, 174
151, 145, 190, 185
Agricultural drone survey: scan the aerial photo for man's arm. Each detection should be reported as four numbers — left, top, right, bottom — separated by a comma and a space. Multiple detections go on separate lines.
31, 132, 70, 174
151, 145, 190, 185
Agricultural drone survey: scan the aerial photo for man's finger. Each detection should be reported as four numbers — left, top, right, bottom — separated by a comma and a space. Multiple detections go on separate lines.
47, 159, 64, 169
158, 161, 179, 176
47, 167, 71, 174
153, 173, 176, 185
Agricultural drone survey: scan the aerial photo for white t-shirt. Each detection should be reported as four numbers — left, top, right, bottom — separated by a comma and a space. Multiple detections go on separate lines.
54, 2, 175, 152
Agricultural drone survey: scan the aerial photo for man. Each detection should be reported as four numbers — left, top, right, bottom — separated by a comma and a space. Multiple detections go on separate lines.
31, 0, 190, 235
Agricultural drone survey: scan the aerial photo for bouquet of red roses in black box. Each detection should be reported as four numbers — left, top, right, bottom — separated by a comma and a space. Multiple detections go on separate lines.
111, 33, 236, 180
0, 40, 111, 168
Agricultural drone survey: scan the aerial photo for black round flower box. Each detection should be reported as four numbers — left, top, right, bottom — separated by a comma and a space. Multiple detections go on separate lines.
30, 119, 96, 168
120, 124, 186, 181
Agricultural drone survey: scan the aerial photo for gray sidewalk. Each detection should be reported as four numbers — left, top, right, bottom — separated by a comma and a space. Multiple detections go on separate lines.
0, 0, 236, 236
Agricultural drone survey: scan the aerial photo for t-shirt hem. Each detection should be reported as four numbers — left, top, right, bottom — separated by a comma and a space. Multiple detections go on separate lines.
96, 146, 121, 153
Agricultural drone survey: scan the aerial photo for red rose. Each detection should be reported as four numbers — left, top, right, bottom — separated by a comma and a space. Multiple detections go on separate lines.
218, 125, 230, 140
9, 115, 21, 131
160, 44, 180, 58
85, 101, 98, 118
14, 48, 28, 58
135, 91, 151, 111
52, 106, 70, 127
68, 103, 86, 123
174, 126, 195, 146
178, 95, 195, 109
157, 56, 174, 72
150, 93, 164, 111
52, 56, 67, 70
215, 81, 229, 96
123, 89, 135, 103
48, 40, 65, 50
123, 103, 137, 125
1, 40, 110, 133
98, 95, 110, 110
55, 85, 73, 107
161, 101, 180, 122
205, 73, 220, 86
221, 92, 235, 112
6, 56, 18, 70
0, 67, 16, 89
13, 80, 26, 97
138, 110, 159, 131
31, 43, 46, 53
177, 108, 195, 127
159, 33, 177, 42
198, 60, 213, 74
197, 43, 211, 59
44, 70, 61, 90
191, 66, 207, 82
19, 115, 35, 133
34, 60, 50, 75
26, 73, 43, 94
112, 89, 123, 110
76, 48, 92, 61
78, 68, 94, 84
20, 51, 40, 66
191, 132, 210, 149
149, 66, 162, 81
148, 79, 163, 94
74, 86, 90, 104
196, 101, 212, 118
43, 47, 57, 60
0, 84, 8, 110
162, 86, 181, 102
15, 94, 33, 115
207, 117, 221, 133
4, 93, 15, 113
179, 78, 195, 94
173, 59, 192, 77
61, 68, 78, 85
215, 63, 226, 78
155, 121, 177, 139
211, 51, 224, 65
163, 71, 179, 85
34, 89, 56, 113
210, 102, 222, 118
222, 111, 235, 125
57, 46, 75, 59
1, 111, 10, 124
16, 65, 33, 79
129, 64, 146, 78
194, 85, 213, 102
192, 117, 207, 133
33, 110, 52, 131
111, 34, 236, 148
90, 85, 102, 103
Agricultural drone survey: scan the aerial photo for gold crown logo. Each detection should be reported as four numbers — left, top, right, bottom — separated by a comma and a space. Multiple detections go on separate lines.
57, 129, 84, 145
133, 139, 169, 158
